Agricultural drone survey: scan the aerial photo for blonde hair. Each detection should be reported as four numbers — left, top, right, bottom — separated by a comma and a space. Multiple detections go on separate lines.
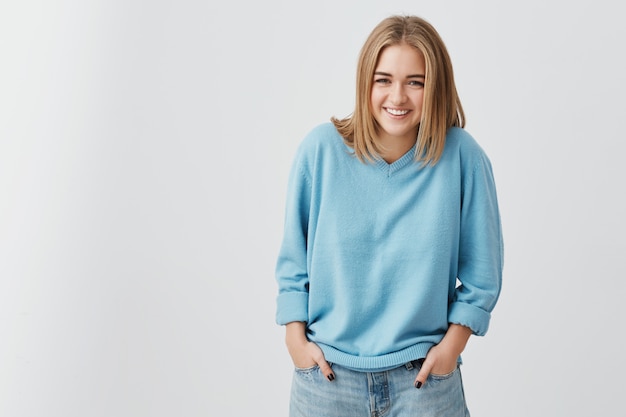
332, 15, 465, 165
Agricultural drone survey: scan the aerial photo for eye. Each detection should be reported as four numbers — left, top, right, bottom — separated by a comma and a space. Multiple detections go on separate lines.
374, 78, 391, 84
408, 80, 424, 87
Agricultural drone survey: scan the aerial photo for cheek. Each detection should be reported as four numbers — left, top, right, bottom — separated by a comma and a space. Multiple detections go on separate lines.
413, 91, 425, 108
370, 88, 384, 108
369, 93, 377, 111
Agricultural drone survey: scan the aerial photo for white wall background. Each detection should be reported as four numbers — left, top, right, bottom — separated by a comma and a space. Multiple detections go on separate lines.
1, 0, 624, 416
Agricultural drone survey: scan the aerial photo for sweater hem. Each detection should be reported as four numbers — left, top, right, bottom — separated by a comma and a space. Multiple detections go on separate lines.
317, 341, 437, 372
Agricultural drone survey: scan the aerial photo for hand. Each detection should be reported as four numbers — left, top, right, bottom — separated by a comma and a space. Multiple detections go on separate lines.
413, 324, 471, 388
285, 321, 335, 381
413, 343, 458, 388
288, 339, 335, 381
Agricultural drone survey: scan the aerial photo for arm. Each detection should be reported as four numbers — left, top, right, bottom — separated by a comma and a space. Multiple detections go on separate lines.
416, 147, 503, 388
275, 152, 311, 326
448, 150, 504, 335
275, 139, 335, 382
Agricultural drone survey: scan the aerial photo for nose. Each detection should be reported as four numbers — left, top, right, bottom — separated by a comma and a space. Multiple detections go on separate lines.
389, 83, 406, 105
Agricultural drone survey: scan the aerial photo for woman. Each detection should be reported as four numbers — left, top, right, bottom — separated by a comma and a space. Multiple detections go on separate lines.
275, 15, 503, 416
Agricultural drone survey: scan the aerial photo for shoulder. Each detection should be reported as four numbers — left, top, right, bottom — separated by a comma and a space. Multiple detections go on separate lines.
300, 122, 343, 147
444, 127, 493, 168
445, 127, 483, 154
295, 122, 346, 159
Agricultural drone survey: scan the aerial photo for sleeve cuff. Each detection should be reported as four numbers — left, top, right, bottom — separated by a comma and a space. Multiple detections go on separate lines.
448, 301, 491, 336
275, 292, 309, 325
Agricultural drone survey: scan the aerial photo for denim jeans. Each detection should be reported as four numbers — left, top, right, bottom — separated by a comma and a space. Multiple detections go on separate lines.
290, 360, 470, 417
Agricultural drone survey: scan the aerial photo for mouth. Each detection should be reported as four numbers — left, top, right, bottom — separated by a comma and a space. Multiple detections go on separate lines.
384, 107, 410, 116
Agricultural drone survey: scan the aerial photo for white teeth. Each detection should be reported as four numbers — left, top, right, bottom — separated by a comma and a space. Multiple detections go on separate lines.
386, 108, 409, 116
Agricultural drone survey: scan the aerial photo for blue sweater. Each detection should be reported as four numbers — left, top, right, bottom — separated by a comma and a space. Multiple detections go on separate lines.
275, 123, 503, 371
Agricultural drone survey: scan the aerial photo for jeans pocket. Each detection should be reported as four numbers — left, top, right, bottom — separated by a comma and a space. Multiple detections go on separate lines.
429, 365, 459, 381
294, 364, 320, 373
293, 364, 321, 383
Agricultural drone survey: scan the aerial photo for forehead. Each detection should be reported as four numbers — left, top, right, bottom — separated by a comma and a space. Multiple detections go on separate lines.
375, 43, 425, 71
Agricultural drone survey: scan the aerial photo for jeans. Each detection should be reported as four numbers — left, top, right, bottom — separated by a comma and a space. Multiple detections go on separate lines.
290, 360, 470, 417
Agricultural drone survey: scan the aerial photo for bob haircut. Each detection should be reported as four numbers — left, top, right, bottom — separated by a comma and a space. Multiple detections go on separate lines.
332, 15, 465, 165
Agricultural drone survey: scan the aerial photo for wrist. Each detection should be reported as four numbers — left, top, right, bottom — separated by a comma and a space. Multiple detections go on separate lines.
439, 324, 472, 356
285, 321, 308, 348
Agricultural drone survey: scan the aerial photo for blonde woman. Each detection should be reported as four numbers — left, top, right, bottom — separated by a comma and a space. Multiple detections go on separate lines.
275, 15, 503, 416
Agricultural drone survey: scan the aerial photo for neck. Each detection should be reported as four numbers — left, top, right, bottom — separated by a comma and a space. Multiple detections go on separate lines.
379, 135, 417, 163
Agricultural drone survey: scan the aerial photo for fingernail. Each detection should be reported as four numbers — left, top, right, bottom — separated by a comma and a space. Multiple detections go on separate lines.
414, 381, 422, 389
327, 374, 335, 381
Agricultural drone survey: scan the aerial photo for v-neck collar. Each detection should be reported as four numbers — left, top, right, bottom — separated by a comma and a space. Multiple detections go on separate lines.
374, 143, 417, 177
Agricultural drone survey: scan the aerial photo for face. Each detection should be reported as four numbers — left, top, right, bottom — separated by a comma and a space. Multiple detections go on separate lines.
370, 43, 426, 147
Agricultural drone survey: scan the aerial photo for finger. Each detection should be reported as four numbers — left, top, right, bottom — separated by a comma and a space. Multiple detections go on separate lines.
317, 358, 335, 382
414, 360, 433, 389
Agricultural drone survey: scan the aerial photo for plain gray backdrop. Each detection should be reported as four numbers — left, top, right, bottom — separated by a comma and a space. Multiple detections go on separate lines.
1, 0, 624, 416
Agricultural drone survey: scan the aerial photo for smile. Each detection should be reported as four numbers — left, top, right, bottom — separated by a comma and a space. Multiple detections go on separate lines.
385, 108, 410, 116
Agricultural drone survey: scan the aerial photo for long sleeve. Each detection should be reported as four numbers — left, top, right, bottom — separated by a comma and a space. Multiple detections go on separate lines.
275, 150, 312, 325
448, 149, 504, 336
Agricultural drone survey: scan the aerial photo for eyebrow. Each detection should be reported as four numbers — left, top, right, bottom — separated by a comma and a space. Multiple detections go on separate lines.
374, 71, 425, 79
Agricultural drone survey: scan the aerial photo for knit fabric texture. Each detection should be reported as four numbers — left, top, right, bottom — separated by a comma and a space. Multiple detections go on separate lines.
275, 123, 503, 371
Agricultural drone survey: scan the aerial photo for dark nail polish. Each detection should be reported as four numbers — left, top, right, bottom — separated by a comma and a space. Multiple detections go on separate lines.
327, 374, 335, 381
414, 381, 422, 389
